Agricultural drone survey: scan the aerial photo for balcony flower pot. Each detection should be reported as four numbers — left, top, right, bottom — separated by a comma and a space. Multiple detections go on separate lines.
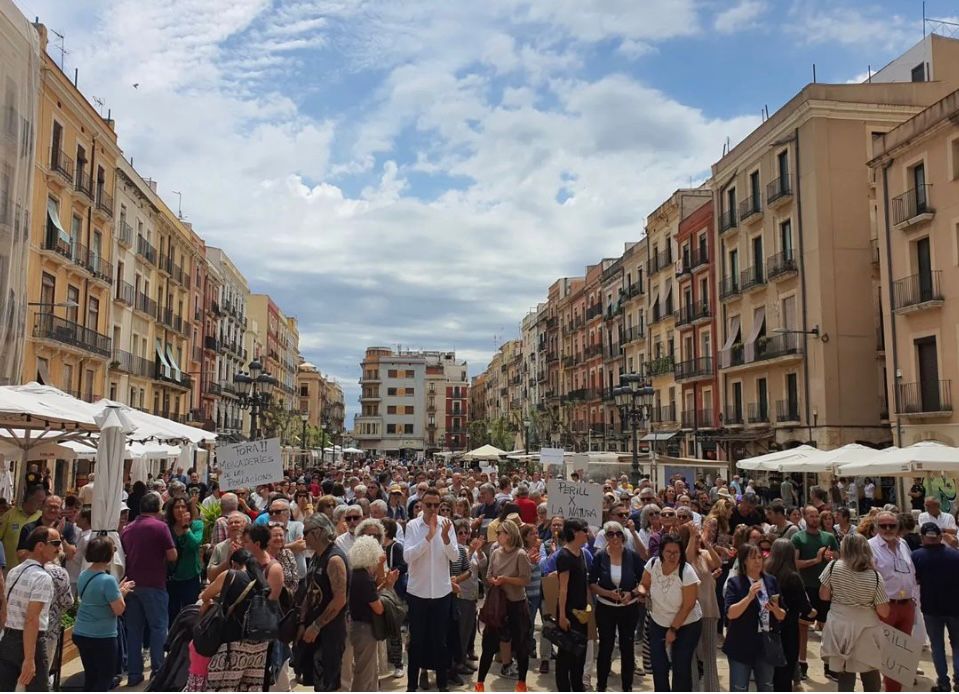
109, 360, 120, 369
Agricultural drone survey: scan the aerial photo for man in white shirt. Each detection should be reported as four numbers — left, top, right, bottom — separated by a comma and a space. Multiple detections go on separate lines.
918, 497, 958, 544
403, 487, 459, 692
529, 470, 546, 496
78, 472, 95, 507
334, 505, 363, 555
0, 526, 58, 690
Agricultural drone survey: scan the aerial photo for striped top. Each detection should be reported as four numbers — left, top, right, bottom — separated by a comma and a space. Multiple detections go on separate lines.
819, 560, 888, 608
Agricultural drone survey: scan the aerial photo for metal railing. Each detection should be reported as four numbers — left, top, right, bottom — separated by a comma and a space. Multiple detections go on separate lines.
719, 274, 740, 299
754, 333, 801, 361
33, 313, 111, 357
115, 280, 135, 306
892, 271, 942, 310
766, 174, 791, 204
719, 207, 737, 233
622, 325, 645, 343
681, 409, 713, 429
767, 249, 797, 279
645, 355, 675, 376
96, 188, 114, 217
75, 172, 93, 199
776, 399, 800, 422
50, 148, 74, 182
740, 264, 765, 291
676, 301, 710, 327
116, 220, 133, 247
738, 195, 762, 222
674, 356, 713, 380
747, 402, 770, 424
897, 380, 952, 414
134, 291, 156, 318
649, 247, 673, 274
725, 405, 744, 425
681, 246, 708, 273
892, 184, 933, 226
136, 235, 157, 265
653, 404, 676, 422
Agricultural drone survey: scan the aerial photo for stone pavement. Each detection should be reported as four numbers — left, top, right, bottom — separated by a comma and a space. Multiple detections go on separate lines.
62, 627, 939, 692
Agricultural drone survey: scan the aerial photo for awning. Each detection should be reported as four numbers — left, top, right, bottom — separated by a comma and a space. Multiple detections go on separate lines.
745, 307, 766, 361
155, 340, 172, 379
37, 360, 49, 386
165, 345, 182, 382
663, 281, 672, 305
721, 316, 741, 352
641, 431, 679, 442
649, 288, 660, 312
47, 199, 70, 244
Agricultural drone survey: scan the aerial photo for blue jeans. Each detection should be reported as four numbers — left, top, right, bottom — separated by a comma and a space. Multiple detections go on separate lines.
924, 613, 959, 689
728, 656, 774, 692
125, 587, 169, 681
527, 593, 541, 657
648, 620, 702, 692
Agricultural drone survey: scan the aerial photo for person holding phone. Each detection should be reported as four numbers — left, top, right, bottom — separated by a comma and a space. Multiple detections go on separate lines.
723, 543, 786, 691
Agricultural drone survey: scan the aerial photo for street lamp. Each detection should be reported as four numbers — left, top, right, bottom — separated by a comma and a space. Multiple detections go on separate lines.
613, 374, 655, 486
300, 411, 309, 464
523, 417, 531, 455
234, 358, 277, 439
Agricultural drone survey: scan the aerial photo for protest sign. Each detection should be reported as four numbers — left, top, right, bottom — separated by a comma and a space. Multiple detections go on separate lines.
879, 624, 922, 686
547, 478, 603, 525
217, 438, 283, 492
540, 447, 564, 469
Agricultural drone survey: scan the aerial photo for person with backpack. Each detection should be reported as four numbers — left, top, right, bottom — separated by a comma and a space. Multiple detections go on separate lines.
196, 525, 283, 691
73, 537, 135, 691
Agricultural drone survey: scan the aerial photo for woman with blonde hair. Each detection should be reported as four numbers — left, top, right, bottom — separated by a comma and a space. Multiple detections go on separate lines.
348, 535, 399, 692
819, 533, 889, 692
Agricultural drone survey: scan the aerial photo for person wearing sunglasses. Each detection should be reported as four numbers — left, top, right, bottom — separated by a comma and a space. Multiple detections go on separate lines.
867, 511, 918, 692
0, 525, 59, 691
589, 520, 645, 692
594, 504, 648, 560
334, 504, 364, 555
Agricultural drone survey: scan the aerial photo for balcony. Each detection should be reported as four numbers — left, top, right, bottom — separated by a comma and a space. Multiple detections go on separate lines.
75, 172, 93, 200
892, 185, 934, 230
111, 350, 154, 379
95, 188, 114, 218
116, 220, 133, 248
674, 356, 713, 382
719, 274, 740, 300
767, 249, 797, 281
649, 247, 673, 275
724, 405, 744, 426
651, 299, 675, 324
567, 388, 588, 401
897, 380, 952, 417
892, 272, 943, 313
79, 246, 113, 284
203, 379, 222, 396
115, 280, 135, 306
586, 303, 603, 321
676, 301, 710, 327
33, 313, 111, 358
740, 264, 765, 293
681, 246, 708, 274
776, 399, 801, 423
747, 402, 770, 424
645, 355, 675, 377
49, 148, 74, 183
584, 343, 603, 360
720, 343, 745, 368
42, 226, 73, 260
719, 208, 737, 234
622, 325, 645, 343
738, 195, 762, 224
753, 333, 802, 362
681, 409, 714, 429
136, 235, 157, 265
766, 174, 792, 207
134, 291, 156, 319
623, 282, 644, 299
220, 380, 237, 396
653, 404, 676, 423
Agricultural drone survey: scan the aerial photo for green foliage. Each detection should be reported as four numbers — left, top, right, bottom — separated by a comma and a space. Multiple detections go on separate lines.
199, 499, 221, 544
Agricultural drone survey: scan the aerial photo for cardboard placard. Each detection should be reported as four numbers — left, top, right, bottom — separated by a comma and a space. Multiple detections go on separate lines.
546, 479, 603, 525
879, 624, 922, 686
540, 447, 564, 468
217, 438, 283, 491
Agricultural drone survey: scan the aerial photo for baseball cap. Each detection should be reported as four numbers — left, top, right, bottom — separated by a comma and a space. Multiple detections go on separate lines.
389, 484, 402, 494
920, 521, 942, 538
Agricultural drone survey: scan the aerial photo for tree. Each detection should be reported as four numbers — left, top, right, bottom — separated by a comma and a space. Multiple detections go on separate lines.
469, 420, 490, 448
260, 403, 298, 445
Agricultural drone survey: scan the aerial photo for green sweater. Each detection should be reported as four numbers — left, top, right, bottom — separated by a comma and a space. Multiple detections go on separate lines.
170, 519, 204, 581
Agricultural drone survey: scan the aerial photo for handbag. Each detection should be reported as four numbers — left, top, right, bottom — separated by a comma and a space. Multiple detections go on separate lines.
759, 630, 787, 667
478, 584, 507, 629
243, 588, 281, 642
193, 572, 255, 657
276, 586, 299, 643
541, 615, 587, 657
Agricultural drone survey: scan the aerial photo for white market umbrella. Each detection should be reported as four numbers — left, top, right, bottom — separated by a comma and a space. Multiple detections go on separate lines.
777, 443, 886, 473
342, 447, 364, 455
838, 441, 959, 476
737, 445, 820, 471
462, 444, 507, 461
130, 456, 149, 485
91, 406, 134, 579
177, 442, 195, 475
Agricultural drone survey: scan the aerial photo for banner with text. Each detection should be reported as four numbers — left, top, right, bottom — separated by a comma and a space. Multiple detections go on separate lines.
540, 447, 564, 470
547, 478, 603, 525
879, 624, 922, 686
217, 438, 283, 492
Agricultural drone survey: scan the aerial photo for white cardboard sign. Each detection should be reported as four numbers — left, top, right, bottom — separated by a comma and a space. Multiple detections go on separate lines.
217, 438, 283, 492
879, 624, 922, 687
546, 478, 603, 524
540, 447, 564, 469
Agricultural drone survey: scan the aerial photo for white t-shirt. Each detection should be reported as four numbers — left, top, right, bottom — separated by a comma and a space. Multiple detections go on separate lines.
919, 511, 957, 533
645, 557, 703, 628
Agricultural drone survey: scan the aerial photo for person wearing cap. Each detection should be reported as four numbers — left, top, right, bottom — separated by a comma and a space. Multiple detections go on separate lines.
919, 497, 958, 544
912, 521, 959, 692
868, 510, 918, 691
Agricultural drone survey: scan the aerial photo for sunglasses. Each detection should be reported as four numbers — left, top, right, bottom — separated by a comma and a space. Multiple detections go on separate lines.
662, 512, 676, 517
614, 512, 628, 518
424, 502, 440, 509
650, 511, 661, 516
345, 516, 361, 522
878, 523, 898, 530
47, 539, 63, 547
608, 531, 625, 539
269, 509, 286, 515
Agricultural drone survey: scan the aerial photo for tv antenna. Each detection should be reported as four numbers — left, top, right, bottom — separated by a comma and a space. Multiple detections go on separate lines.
171, 190, 184, 219
91, 96, 105, 116
49, 28, 69, 70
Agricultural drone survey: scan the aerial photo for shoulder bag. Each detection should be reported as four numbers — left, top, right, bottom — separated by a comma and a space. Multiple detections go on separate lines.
193, 572, 256, 657
542, 615, 587, 656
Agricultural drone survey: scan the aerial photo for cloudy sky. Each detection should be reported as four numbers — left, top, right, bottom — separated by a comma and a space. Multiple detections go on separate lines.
15, 0, 955, 423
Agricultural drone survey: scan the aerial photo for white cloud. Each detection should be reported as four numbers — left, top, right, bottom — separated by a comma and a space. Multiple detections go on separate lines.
714, 0, 766, 34
785, 2, 917, 52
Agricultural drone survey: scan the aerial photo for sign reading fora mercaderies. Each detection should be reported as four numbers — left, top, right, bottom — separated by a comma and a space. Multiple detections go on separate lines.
217, 438, 283, 492
547, 479, 603, 525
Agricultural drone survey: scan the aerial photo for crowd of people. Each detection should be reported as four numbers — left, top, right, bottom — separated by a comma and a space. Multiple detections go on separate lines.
0, 459, 957, 693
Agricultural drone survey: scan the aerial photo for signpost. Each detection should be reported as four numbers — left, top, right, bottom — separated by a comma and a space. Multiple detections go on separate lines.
547, 478, 603, 525
879, 624, 922, 687
217, 437, 283, 492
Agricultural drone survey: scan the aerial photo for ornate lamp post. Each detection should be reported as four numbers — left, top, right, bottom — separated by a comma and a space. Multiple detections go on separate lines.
613, 374, 655, 486
300, 411, 309, 464
234, 358, 277, 439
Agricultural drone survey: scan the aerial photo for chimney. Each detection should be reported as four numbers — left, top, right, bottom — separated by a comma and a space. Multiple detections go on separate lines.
144, 177, 158, 193
34, 22, 48, 52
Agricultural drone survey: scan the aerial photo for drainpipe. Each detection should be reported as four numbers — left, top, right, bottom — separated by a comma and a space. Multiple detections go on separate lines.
881, 161, 902, 447
793, 127, 814, 445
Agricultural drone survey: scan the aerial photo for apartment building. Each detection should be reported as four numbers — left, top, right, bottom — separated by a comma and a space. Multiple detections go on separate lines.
675, 197, 720, 458
247, 294, 300, 411
297, 361, 345, 438
355, 347, 468, 456
197, 255, 220, 429
206, 246, 249, 435
23, 24, 122, 401
600, 257, 625, 449
711, 74, 958, 460
0, 4, 37, 385
521, 310, 540, 414
870, 86, 959, 446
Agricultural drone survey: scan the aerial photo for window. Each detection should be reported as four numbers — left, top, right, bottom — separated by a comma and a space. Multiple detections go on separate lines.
757, 378, 768, 418
951, 137, 959, 181
726, 186, 737, 219
300, 385, 308, 396
66, 285, 80, 323
780, 219, 793, 256
749, 170, 760, 208
911, 63, 926, 82
386, 423, 396, 434
387, 387, 397, 396
387, 405, 397, 414
404, 405, 415, 415
387, 369, 397, 378
405, 369, 415, 378
41, 272, 55, 307
777, 150, 789, 183
404, 423, 414, 434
